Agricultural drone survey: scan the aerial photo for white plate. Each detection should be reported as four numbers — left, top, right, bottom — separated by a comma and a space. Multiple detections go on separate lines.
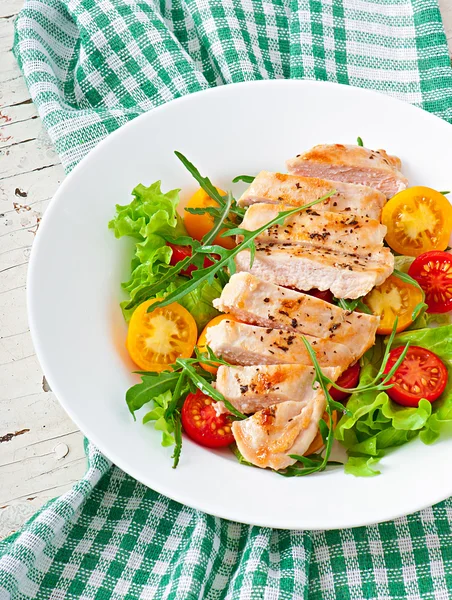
28, 80, 452, 530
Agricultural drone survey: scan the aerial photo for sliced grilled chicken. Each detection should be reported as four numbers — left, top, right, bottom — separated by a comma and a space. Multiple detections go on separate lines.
216, 364, 340, 415
206, 319, 354, 370
235, 244, 394, 299
213, 272, 379, 359
232, 392, 327, 470
287, 144, 408, 199
238, 171, 386, 219
239, 204, 387, 254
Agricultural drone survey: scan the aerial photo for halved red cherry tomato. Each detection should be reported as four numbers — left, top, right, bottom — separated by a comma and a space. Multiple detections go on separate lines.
408, 251, 452, 314
167, 243, 213, 276
181, 391, 235, 448
307, 288, 334, 304
383, 346, 448, 407
330, 362, 361, 402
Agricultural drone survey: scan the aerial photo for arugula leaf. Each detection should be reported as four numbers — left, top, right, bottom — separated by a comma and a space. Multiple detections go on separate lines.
232, 175, 255, 184
357, 136, 364, 147
126, 371, 182, 417
440, 191, 450, 195
337, 297, 372, 314
175, 151, 245, 221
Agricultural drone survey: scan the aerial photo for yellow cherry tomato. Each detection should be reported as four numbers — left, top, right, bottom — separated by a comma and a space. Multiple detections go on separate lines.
363, 275, 424, 335
197, 314, 237, 374
382, 186, 452, 257
127, 298, 197, 371
307, 411, 337, 455
184, 187, 235, 249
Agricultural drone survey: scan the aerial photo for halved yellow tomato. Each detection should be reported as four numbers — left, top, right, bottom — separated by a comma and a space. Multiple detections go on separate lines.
184, 187, 235, 249
197, 314, 236, 374
382, 187, 452, 257
362, 275, 424, 335
127, 299, 197, 371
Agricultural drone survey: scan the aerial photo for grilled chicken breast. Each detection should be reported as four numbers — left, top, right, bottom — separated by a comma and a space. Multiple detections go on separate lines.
235, 244, 394, 299
287, 144, 408, 199
232, 392, 327, 470
240, 204, 387, 254
216, 363, 340, 414
213, 272, 379, 359
206, 319, 354, 370
238, 171, 386, 219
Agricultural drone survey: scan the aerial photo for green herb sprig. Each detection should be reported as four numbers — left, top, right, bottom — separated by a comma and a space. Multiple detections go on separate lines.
336, 297, 372, 314
232, 175, 255, 184
357, 136, 364, 147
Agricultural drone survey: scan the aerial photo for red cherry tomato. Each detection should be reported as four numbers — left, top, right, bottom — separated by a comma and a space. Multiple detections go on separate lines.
383, 346, 448, 407
408, 251, 452, 313
181, 391, 235, 448
167, 243, 213, 276
307, 288, 334, 304
330, 362, 361, 402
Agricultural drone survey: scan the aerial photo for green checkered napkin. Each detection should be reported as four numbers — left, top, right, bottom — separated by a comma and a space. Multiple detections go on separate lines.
3, 0, 452, 598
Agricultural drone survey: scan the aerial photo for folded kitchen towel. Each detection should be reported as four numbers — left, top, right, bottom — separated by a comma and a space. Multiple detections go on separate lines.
3, 0, 452, 598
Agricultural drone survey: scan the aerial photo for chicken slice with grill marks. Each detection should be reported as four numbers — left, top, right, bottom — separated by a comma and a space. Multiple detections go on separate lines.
237, 171, 386, 219
234, 243, 394, 299
239, 204, 387, 254
287, 144, 408, 199
216, 363, 341, 415
212, 272, 379, 360
206, 319, 354, 371
232, 391, 328, 470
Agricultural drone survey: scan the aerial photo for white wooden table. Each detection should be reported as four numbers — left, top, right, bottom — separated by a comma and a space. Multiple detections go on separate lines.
1, 0, 452, 540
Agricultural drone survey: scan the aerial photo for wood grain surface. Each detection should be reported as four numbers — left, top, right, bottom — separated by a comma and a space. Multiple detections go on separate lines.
1, 0, 451, 539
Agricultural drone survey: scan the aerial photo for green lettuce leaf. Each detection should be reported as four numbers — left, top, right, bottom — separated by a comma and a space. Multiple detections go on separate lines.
172, 278, 222, 331
109, 181, 187, 318
336, 324, 452, 476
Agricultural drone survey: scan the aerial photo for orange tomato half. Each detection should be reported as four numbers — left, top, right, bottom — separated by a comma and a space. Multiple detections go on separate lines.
127, 299, 197, 371
184, 187, 236, 249
197, 314, 236, 374
382, 187, 452, 257
362, 275, 424, 335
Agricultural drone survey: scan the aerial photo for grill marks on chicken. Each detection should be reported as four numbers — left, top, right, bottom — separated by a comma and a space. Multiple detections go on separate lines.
232, 392, 328, 470
213, 273, 379, 360
239, 204, 387, 254
216, 364, 341, 415
235, 244, 394, 299
237, 170, 386, 220
287, 144, 408, 199
206, 319, 354, 370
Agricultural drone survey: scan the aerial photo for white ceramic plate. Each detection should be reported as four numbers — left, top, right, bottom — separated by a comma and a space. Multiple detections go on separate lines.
28, 80, 452, 530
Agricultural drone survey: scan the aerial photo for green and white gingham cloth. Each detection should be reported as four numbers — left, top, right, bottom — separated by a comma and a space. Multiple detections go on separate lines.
3, 0, 452, 598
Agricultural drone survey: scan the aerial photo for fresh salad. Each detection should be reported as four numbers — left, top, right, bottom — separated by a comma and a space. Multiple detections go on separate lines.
109, 141, 452, 477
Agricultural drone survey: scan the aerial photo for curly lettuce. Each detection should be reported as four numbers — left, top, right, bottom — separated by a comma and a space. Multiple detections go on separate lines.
336, 325, 452, 476
109, 181, 221, 330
